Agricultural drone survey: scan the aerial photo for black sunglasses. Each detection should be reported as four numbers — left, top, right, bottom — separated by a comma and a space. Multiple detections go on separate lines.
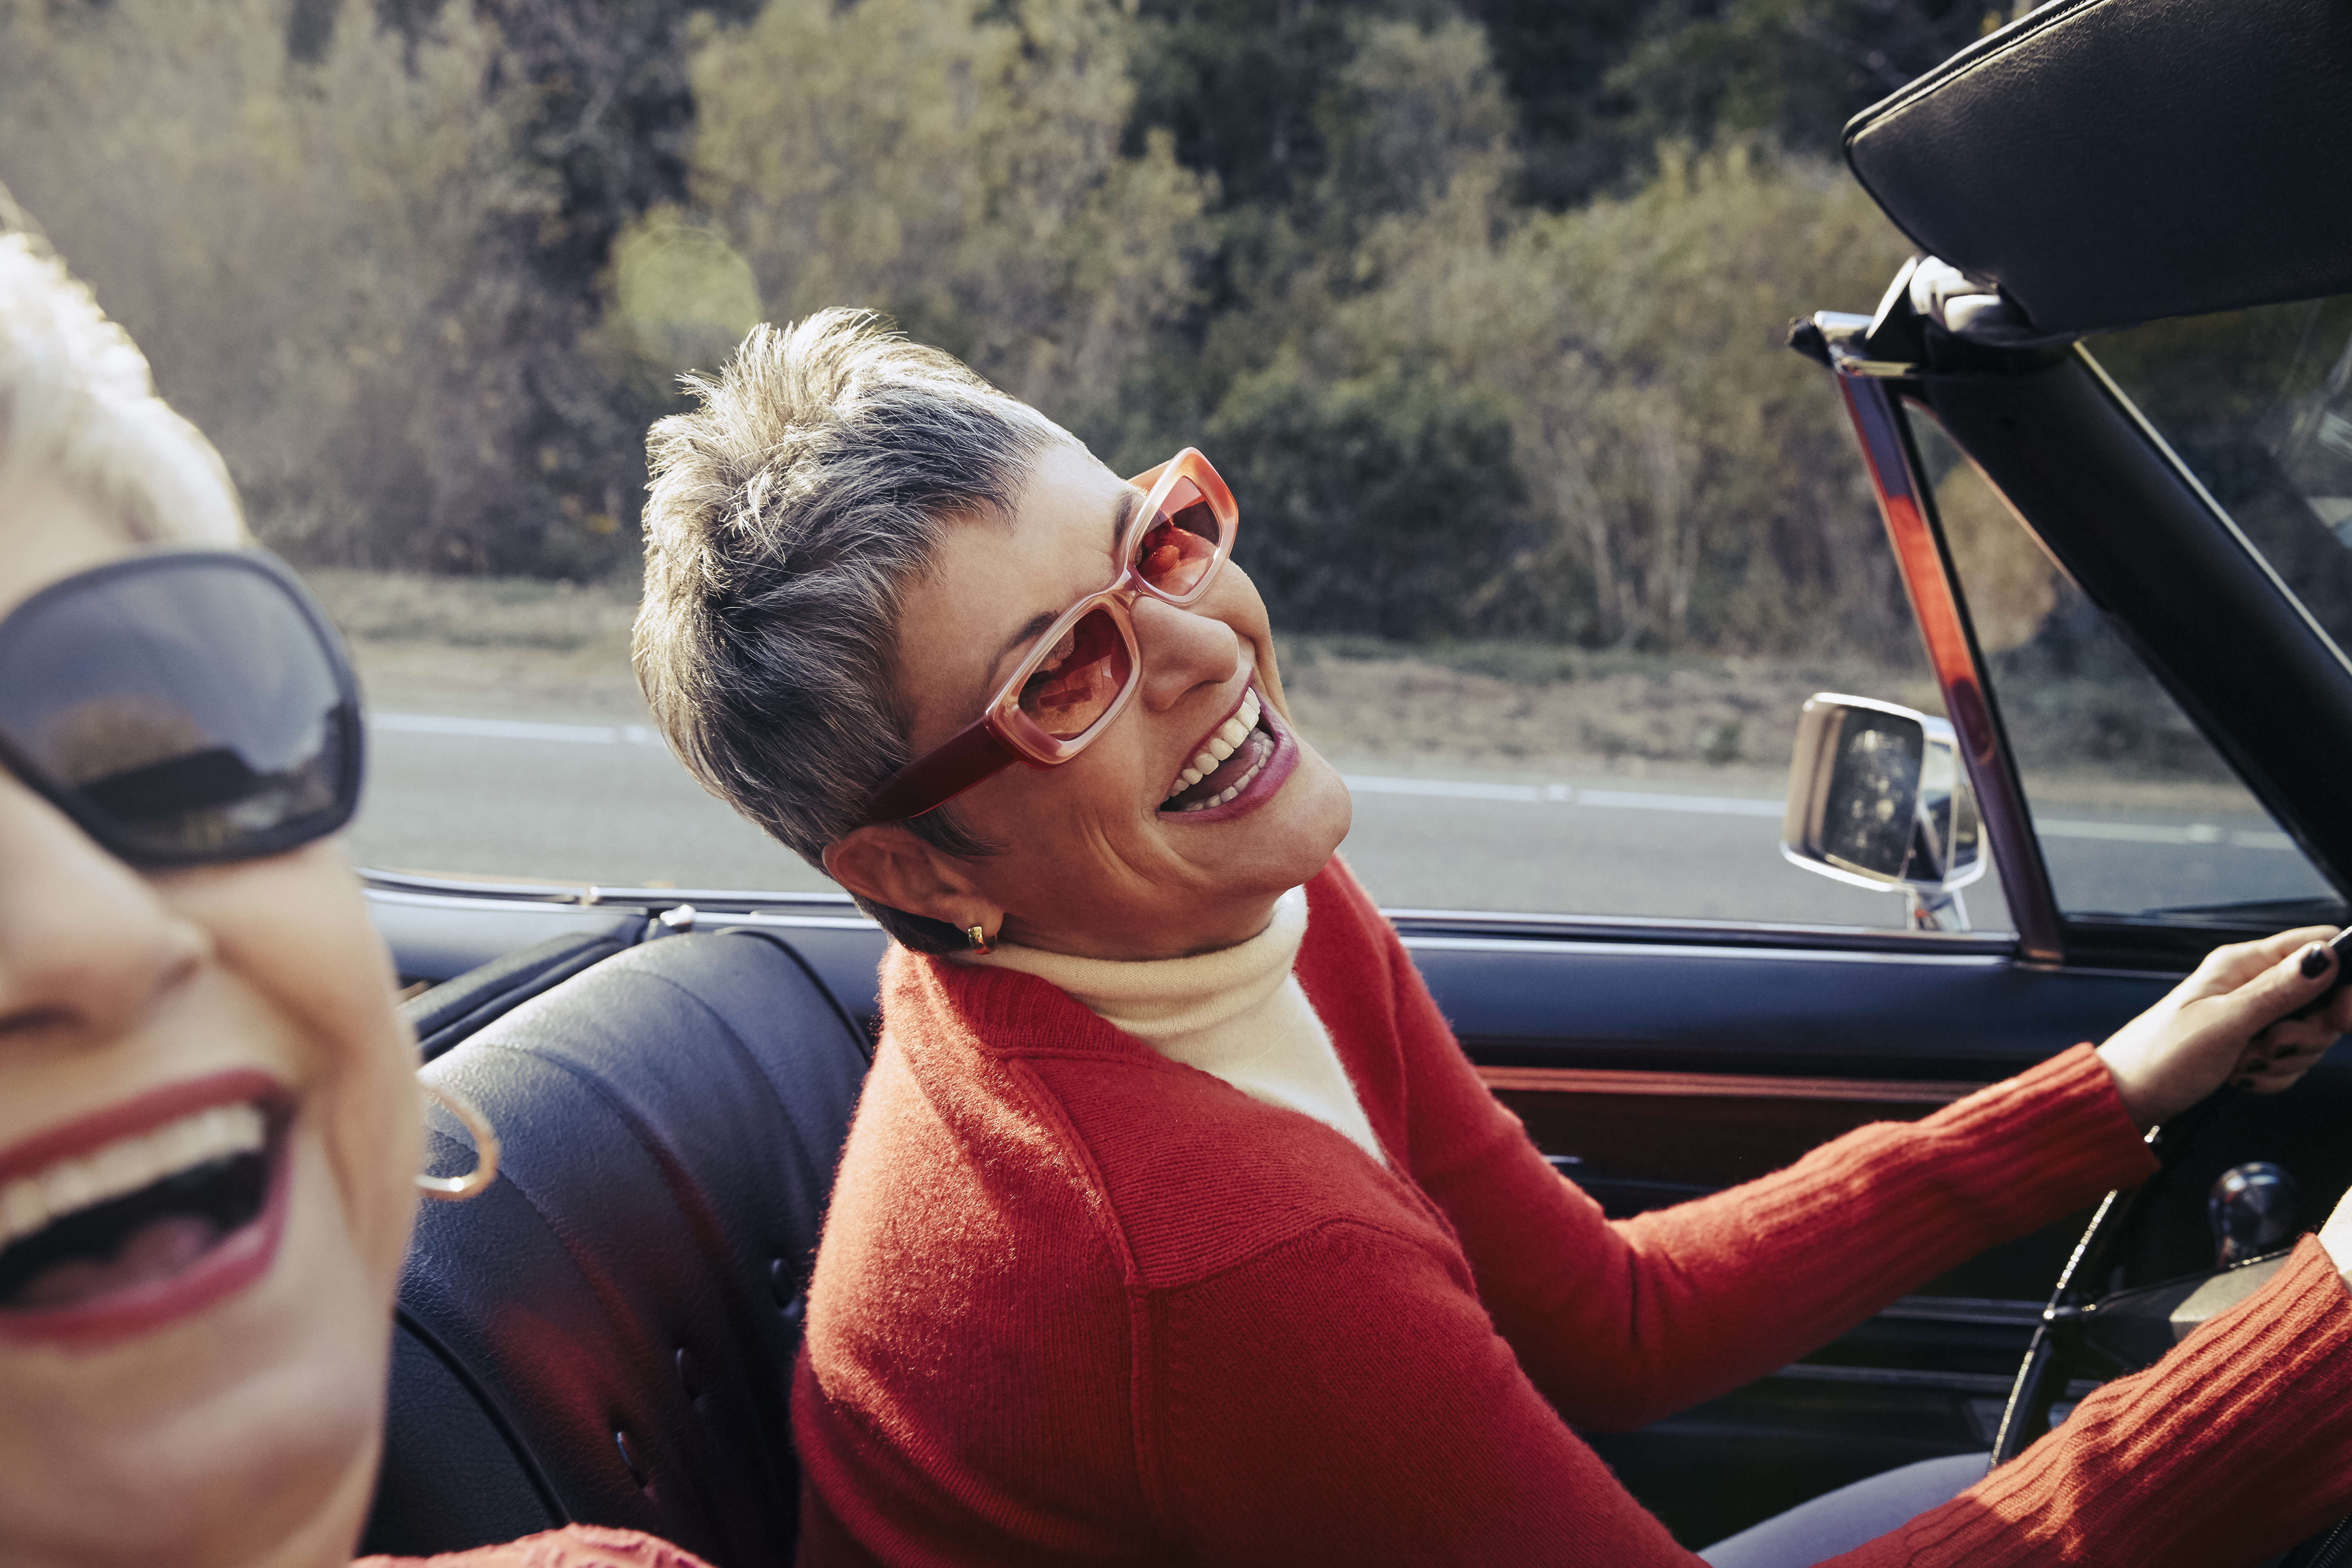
0, 548, 364, 867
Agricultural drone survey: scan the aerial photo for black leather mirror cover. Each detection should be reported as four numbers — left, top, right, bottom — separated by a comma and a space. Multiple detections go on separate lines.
1844, 0, 2352, 335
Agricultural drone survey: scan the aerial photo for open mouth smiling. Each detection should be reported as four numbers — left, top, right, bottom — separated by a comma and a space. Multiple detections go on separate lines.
0, 1071, 293, 1346
1159, 686, 1281, 814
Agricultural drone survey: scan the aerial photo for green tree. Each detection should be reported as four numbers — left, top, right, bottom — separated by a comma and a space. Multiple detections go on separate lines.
1599, 0, 2011, 169
1262, 134, 1917, 653
685, 0, 1212, 450
0, 0, 553, 568
1211, 349, 1524, 640
1125, 0, 1449, 213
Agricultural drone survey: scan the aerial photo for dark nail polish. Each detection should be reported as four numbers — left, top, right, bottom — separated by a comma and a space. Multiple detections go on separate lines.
2302, 943, 2333, 979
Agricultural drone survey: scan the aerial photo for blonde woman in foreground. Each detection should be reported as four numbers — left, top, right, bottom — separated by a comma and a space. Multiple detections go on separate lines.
0, 231, 708, 1568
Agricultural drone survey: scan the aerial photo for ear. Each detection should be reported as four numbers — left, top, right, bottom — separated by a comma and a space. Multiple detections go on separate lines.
822, 823, 999, 934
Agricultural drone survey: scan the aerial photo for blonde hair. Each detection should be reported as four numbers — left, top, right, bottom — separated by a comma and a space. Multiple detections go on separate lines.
0, 227, 246, 546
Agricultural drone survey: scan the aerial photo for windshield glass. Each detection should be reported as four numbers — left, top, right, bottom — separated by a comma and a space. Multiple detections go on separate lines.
2094, 295, 2352, 665
4, 0, 2025, 932
1910, 410, 2340, 926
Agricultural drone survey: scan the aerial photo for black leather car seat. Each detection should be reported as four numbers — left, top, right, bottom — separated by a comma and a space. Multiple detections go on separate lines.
359, 929, 870, 1565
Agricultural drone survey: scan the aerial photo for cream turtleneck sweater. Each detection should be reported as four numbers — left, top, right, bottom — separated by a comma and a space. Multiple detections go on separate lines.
952, 885, 1386, 1166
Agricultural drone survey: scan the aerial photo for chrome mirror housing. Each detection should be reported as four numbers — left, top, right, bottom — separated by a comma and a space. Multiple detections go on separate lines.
1781, 693, 1986, 930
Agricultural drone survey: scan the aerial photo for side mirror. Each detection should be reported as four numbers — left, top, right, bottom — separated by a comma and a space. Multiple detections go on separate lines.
1781, 693, 1986, 930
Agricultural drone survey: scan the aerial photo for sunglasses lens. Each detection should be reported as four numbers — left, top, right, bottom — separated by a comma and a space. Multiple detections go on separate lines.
1134, 476, 1223, 599
1017, 606, 1133, 740
0, 560, 355, 861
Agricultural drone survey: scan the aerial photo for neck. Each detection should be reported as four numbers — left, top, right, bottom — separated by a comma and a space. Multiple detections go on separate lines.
998, 893, 1281, 961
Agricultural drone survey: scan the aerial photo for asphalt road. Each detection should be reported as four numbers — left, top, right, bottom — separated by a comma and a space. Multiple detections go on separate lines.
346, 712, 2333, 932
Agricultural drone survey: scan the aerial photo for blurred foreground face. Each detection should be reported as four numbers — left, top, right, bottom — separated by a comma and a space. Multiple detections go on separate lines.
0, 471, 421, 1568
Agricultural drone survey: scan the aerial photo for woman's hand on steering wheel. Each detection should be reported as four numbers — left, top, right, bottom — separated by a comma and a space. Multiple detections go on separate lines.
2095, 925, 2352, 1131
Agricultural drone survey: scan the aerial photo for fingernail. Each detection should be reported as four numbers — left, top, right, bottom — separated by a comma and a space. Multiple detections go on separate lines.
2277, 1044, 2302, 1059
2302, 943, 2334, 978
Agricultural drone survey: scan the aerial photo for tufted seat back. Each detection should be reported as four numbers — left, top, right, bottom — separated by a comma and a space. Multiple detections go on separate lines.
360, 930, 870, 1565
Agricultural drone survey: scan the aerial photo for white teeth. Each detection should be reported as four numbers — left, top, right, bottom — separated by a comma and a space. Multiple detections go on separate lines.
0, 1101, 268, 1251
1174, 750, 1272, 812
0, 1182, 40, 1242
1161, 688, 1270, 803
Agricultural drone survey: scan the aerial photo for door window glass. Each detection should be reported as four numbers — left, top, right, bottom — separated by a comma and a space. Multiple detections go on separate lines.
1911, 414, 2338, 925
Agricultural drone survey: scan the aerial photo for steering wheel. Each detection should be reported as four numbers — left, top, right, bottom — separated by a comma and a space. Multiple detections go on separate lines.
1994, 1094, 2352, 1567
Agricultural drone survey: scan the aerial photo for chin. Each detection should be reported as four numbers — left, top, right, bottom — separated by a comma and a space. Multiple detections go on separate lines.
0, 1127, 396, 1568
1266, 742, 1353, 882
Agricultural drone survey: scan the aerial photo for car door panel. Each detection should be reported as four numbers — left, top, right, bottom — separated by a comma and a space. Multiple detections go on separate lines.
1403, 928, 2186, 1541
367, 891, 2195, 1549
1407, 931, 2171, 1076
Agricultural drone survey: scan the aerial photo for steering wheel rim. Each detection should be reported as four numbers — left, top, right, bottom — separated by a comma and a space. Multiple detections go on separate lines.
1992, 1093, 2352, 1566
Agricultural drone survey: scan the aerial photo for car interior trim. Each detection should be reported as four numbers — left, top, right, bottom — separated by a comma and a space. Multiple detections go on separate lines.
1830, 357, 2066, 961
1384, 909, 2018, 954
1769, 1362, 2018, 1396
401, 932, 633, 1064
1879, 1296, 2045, 1326
1406, 935, 2008, 969
1474, 1066, 1985, 1104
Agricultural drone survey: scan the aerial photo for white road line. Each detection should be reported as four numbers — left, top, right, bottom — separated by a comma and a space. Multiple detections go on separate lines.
2036, 818, 2294, 851
1341, 772, 2295, 847
1341, 775, 1782, 817
1574, 788, 1786, 818
365, 717, 2298, 851
373, 713, 665, 747
1344, 776, 1543, 802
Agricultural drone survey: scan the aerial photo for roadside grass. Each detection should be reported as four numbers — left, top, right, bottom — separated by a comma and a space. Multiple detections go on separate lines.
304, 572, 2258, 806
304, 567, 640, 657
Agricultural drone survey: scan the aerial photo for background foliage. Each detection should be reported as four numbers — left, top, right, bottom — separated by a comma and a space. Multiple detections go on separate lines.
0, 0, 2004, 657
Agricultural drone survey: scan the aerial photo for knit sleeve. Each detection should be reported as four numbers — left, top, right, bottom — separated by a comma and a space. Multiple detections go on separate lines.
1309, 863, 2157, 1429
1821, 1236, 2352, 1567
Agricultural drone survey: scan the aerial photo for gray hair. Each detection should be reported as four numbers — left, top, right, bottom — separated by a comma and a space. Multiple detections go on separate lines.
0, 226, 246, 547
634, 308, 1067, 952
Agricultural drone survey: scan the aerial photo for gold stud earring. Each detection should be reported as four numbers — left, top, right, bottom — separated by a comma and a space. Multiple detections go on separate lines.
966, 924, 992, 955
416, 1076, 500, 1202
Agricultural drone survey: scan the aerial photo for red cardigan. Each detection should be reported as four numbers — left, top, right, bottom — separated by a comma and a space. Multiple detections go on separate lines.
793, 859, 2352, 1564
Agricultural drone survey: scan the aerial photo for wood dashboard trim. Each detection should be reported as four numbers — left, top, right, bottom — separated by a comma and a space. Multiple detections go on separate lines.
1474, 1066, 1987, 1104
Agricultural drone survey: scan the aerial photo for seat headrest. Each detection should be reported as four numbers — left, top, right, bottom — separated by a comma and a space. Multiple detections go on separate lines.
365, 930, 870, 1564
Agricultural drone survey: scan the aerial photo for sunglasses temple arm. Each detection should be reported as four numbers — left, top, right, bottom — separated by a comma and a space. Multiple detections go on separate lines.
856, 718, 1024, 827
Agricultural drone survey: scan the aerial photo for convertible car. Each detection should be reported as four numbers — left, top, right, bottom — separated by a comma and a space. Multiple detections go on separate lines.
355, 0, 2352, 1560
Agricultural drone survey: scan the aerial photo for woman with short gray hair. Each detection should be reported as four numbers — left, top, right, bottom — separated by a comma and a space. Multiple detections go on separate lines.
634, 307, 2352, 1567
